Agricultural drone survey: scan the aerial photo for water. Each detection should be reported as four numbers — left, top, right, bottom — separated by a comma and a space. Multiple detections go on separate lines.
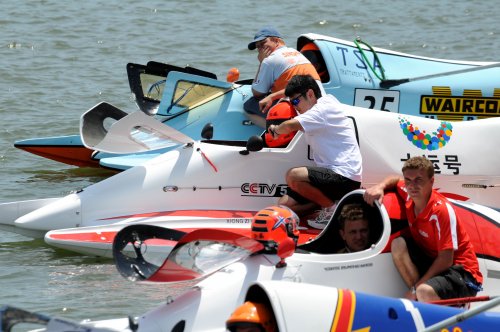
1, 0, 498, 326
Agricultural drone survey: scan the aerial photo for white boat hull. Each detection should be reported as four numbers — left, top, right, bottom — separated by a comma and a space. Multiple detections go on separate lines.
5, 104, 500, 241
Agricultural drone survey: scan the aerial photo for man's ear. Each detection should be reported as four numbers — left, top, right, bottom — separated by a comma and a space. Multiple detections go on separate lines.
306, 88, 317, 103
306, 88, 313, 99
339, 229, 345, 241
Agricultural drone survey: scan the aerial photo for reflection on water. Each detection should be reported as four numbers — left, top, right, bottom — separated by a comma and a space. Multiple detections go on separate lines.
13, 167, 117, 197
23, 168, 117, 183
0, 236, 180, 322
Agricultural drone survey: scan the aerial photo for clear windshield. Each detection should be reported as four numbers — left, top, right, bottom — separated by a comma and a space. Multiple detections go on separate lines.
171, 80, 228, 110
168, 240, 255, 276
141, 72, 233, 116
141, 73, 166, 102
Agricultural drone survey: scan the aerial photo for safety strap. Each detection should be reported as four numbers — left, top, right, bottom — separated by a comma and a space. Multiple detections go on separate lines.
353, 37, 387, 81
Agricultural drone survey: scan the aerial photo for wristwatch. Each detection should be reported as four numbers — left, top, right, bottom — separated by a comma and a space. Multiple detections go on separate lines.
410, 286, 416, 294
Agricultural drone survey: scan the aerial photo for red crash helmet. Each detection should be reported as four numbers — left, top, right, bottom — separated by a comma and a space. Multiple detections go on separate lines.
226, 301, 277, 332
265, 100, 297, 148
251, 205, 300, 251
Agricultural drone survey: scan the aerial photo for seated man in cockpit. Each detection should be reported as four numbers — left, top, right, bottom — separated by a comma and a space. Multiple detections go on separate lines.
337, 203, 371, 253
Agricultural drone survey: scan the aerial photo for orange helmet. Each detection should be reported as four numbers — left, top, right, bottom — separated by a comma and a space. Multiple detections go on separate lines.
300, 42, 320, 52
226, 301, 277, 332
265, 101, 297, 148
300, 42, 321, 66
251, 205, 300, 251
300, 42, 328, 82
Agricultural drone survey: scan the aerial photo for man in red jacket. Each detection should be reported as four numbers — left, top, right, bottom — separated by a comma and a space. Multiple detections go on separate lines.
363, 156, 483, 302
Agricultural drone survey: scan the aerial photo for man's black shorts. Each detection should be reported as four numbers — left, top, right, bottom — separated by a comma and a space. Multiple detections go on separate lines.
243, 97, 278, 118
404, 237, 481, 299
286, 166, 361, 204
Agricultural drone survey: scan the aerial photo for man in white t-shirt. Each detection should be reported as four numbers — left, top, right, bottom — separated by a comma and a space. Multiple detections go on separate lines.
245, 26, 321, 127
268, 75, 362, 229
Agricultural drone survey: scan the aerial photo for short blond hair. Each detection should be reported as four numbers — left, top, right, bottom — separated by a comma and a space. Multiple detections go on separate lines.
339, 203, 368, 230
269, 36, 285, 45
402, 156, 434, 178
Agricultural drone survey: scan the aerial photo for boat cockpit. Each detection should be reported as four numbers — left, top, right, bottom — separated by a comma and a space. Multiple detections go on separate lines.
298, 191, 385, 255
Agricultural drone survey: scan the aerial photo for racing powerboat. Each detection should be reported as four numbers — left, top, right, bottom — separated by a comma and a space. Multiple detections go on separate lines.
85, 190, 500, 331
227, 281, 500, 332
2, 281, 499, 331
14, 64, 263, 169
1, 189, 498, 331
2, 101, 500, 243
42, 215, 320, 258
3, 281, 499, 332
14, 33, 500, 170
7, 189, 498, 331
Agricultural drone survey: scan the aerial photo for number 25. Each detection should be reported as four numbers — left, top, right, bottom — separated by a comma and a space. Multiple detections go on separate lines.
364, 96, 395, 112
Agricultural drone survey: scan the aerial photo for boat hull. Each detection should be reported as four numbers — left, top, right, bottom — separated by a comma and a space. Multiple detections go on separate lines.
3, 190, 499, 331
44, 212, 320, 257
8, 105, 500, 240
100, 191, 498, 331
14, 135, 98, 168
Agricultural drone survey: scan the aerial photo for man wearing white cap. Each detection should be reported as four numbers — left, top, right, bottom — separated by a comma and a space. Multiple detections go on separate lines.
245, 26, 321, 127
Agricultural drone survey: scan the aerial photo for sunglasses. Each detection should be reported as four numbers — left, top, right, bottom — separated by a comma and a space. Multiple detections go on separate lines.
290, 94, 304, 106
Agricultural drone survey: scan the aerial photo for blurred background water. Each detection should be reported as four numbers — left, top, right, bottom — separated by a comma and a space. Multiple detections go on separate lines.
0, 0, 498, 326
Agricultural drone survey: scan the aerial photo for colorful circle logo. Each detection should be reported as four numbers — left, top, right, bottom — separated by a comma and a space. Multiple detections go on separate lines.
399, 117, 453, 150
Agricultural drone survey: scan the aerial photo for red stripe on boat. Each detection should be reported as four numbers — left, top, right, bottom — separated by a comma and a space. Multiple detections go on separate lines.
47, 228, 253, 243
99, 210, 257, 220
331, 289, 356, 332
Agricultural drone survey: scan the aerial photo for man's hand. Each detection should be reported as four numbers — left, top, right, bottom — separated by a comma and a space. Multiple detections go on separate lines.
268, 125, 279, 138
259, 96, 273, 113
363, 176, 401, 206
363, 184, 385, 206
258, 46, 272, 62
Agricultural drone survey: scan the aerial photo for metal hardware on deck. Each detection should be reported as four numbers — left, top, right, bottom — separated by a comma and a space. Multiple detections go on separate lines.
163, 185, 237, 192
163, 186, 179, 192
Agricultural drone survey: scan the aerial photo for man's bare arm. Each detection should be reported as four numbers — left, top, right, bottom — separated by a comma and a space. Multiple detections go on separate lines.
363, 176, 401, 206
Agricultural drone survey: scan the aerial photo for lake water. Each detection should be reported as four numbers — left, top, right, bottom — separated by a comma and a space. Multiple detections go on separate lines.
0, 0, 498, 327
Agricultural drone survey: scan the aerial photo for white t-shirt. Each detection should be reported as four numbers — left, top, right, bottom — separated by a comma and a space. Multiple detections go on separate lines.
296, 94, 362, 182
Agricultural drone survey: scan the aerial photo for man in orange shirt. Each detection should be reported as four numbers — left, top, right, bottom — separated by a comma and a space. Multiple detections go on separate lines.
363, 156, 483, 302
245, 26, 321, 127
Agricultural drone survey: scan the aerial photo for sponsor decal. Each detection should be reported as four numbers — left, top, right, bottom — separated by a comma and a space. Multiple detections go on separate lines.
399, 116, 452, 151
422, 96, 500, 115
401, 153, 462, 175
420, 86, 500, 119
325, 262, 374, 271
334, 46, 382, 83
241, 183, 287, 197
418, 229, 429, 238
339, 68, 366, 78
272, 215, 287, 231
226, 218, 251, 224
